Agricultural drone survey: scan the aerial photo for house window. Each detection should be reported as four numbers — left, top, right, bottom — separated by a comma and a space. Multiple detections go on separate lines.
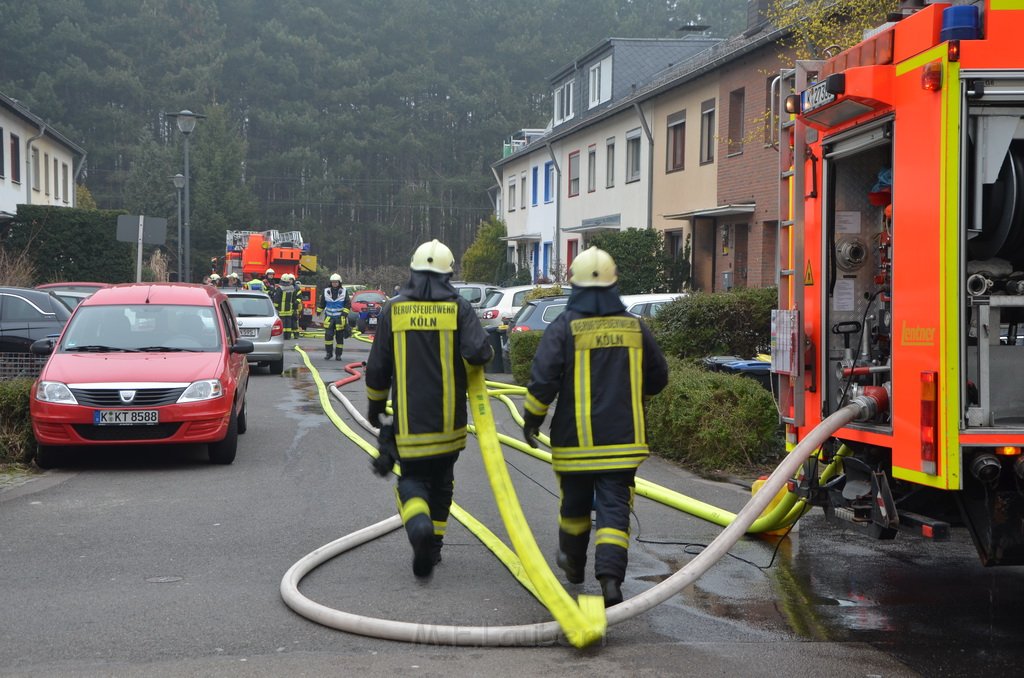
520, 171, 527, 209
31, 147, 40, 191
531, 166, 538, 205
728, 88, 745, 156
626, 129, 641, 183
10, 133, 21, 183
587, 145, 596, 192
53, 157, 59, 200
508, 180, 517, 212
544, 161, 554, 203
567, 151, 580, 197
44, 152, 50, 195
699, 99, 715, 165
589, 63, 602, 107
553, 80, 575, 124
667, 110, 686, 172
606, 137, 615, 188
62, 163, 69, 203
764, 75, 776, 146
0, 127, 5, 178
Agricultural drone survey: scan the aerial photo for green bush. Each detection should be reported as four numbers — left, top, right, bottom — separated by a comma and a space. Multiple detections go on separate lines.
650, 287, 776, 360
0, 378, 36, 464
524, 284, 564, 302
646, 359, 783, 475
508, 331, 543, 385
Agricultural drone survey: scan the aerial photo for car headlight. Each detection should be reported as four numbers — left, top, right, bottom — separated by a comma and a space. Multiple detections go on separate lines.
177, 379, 224, 403
36, 381, 78, 405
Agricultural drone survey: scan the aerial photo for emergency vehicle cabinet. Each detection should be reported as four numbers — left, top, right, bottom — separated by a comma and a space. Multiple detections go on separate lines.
774, 0, 1024, 564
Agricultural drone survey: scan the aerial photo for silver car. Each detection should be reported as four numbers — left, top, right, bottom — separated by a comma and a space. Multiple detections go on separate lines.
224, 290, 284, 374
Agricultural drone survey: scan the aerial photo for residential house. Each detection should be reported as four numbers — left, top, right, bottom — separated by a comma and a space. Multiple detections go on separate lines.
0, 90, 85, 223
494, 36, 720, 282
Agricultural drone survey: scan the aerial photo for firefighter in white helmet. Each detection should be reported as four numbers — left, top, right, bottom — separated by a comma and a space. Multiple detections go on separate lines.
276, 273, 301, 340
520, 246, 668, 607
317, 273, 349, 360
364, 239, 493, 578
208, 273, 221, 287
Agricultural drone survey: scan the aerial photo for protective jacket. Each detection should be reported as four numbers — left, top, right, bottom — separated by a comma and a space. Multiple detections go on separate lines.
317, 286, 348, 318
365, 272, 493, 460
525, 289, 669, 474
276, 282, 300, 317
244, 279, 266, 292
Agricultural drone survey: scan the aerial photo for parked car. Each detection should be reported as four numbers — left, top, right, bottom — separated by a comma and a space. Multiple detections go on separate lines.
35, 282, 111, 296
224, 289, 284, 374
620, 293, 687, 319
51, 290, 93, 310
453, 281, 500, 309
502, 295, 569, 367
30, 283, 253, 467
0, 286, 73, 354
477, 284, 563, 328
349, 289, 387, 333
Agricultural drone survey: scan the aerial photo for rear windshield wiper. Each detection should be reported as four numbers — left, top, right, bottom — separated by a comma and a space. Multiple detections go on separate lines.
66, 345, 140, 353
136, 346, 201, 352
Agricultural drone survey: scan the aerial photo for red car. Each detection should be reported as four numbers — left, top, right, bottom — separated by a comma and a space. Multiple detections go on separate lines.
349, 289, 387, 333
30, 284, 253, 467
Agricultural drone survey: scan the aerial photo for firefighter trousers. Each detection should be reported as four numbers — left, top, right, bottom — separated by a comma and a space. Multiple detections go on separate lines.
282, 314, 297, 339
323, 315, 346, 357
557, 470, 636, 582
396, 453, 459, 558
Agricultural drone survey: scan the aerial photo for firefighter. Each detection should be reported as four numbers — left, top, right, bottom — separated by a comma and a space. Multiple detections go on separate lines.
244, 273, 267, 292
225, 272, 242, 289
317, 273, 350, 360
207, 273, 221, 287
276, 273, 301, 340
365, 239, 493, 578
520, 246, 668, 607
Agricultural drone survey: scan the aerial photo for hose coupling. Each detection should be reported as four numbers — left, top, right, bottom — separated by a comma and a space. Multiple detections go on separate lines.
851, 385, 890, 421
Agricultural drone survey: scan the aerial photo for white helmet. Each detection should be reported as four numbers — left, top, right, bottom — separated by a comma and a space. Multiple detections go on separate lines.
570, 246, 618, 287
410, 239, 454, 274
329, 273, 342, 283
280, 273, 292, 282
265, 268, 275, 276
228, 272, 239, 279
209, 273, 221, 281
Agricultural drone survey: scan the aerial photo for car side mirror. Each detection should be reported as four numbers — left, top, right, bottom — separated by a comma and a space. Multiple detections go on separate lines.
31, 337, 56, 355
231, 339, 255, 355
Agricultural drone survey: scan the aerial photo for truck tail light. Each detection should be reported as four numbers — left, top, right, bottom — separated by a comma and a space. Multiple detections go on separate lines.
271, 318, 283, 337
921, 371, 938, 475
922, 62, 943, 91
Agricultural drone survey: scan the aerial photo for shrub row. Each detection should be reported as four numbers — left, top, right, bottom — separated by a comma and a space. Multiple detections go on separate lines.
0, 378, 36, 464
650, 287, 776, 361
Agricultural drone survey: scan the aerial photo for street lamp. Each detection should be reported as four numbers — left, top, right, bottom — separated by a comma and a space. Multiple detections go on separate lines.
171, 173, 185, 282
165, 109, 205, 282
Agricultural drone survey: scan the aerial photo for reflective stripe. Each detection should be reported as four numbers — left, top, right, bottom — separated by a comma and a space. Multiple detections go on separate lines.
395, 332, 409, 434
574, 349, 592, 446
433, 520, 447, 537
397, 438, 467, 459
440, 329, 454, 433
525, 391, 549, 417
629, 347, 645, 444
396, 427, 467, 444
553, 444, 649, 458
595, 527, 629, 549
391, 301, 458, 332
400, 496, 430, 523
552, 455, 648, 473
559, 515, 592, 536
366, 386, 389, 401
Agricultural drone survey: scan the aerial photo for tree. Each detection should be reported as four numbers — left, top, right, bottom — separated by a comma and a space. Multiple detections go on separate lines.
589, 228, 667, 294
460, 216, 510, 284
767, 0, 899, 60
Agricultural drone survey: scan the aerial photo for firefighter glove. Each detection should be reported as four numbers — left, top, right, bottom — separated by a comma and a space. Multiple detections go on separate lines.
371, 424, 399, 478
522, 410, 544, 449
367, 398, 387, 427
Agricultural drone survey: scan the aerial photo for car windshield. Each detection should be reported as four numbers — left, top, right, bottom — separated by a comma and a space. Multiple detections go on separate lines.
457, 287, 482, 303
355, 292, 388, 304
228, 295, 275, 317
482, 290, 504, 308
61, 304, 221, 353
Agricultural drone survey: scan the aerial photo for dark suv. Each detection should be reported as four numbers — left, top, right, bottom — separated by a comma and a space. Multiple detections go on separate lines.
502, 295, 568, 367
1, 286, 72, 352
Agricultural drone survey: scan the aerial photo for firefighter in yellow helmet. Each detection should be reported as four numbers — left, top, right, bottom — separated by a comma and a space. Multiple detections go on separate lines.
520, 246, 668, 607
364, 239, 493, 578
316, 273, 349, 360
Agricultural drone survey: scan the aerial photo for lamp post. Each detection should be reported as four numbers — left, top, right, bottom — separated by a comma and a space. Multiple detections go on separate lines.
172, 173, 185, 282
165, 109, 205, 282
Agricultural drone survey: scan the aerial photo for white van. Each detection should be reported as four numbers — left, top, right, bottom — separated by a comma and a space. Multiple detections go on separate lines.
477, 283, 564, 328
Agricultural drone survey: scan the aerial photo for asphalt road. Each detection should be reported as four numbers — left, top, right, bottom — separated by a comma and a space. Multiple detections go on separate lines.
2, 335, 1023, 677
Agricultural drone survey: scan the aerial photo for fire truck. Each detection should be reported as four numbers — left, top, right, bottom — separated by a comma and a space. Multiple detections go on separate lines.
221, 230, 320, 326
775, 0, 1024, 564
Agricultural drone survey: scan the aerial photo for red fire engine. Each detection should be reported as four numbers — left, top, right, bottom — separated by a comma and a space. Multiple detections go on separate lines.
775, 0, 1024, 564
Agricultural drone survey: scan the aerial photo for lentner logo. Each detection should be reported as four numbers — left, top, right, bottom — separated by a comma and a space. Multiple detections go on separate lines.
901, 321, 935, 346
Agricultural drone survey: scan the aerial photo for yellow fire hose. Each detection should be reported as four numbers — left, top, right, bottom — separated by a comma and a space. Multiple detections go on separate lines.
281, 343, 860, 647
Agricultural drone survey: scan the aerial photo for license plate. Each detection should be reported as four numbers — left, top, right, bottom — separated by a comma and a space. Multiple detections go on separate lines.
369, 317, 377, 325
94, 410, 159, 425
240, 328, 258, 338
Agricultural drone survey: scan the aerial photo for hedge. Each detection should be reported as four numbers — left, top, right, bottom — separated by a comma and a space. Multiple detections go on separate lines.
508, 330, 543, 385
650, 286, 776, 361
0, 378, 36, 464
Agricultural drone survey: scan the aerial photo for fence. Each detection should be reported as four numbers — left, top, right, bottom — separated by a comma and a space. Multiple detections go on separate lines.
0, 353, 47, 381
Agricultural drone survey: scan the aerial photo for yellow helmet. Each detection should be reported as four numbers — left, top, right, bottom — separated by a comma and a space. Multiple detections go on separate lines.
410, 239, 454, 274
570, 246, 617, 287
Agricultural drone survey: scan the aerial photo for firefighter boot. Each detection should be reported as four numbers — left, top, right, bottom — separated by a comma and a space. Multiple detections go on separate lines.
335, 349, 343, 361
407, 515, 435, 579
599, 577, 623, 607
556, 550, 585, 585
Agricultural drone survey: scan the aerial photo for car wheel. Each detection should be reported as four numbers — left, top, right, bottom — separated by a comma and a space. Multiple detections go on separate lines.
35, 444, 65, 469
269, 358, 284, 375
208, 410, 238, 465
237, 398, 248, 435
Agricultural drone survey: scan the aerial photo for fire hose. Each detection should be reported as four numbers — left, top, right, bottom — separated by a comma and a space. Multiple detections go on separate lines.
281, 345, 882, 646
